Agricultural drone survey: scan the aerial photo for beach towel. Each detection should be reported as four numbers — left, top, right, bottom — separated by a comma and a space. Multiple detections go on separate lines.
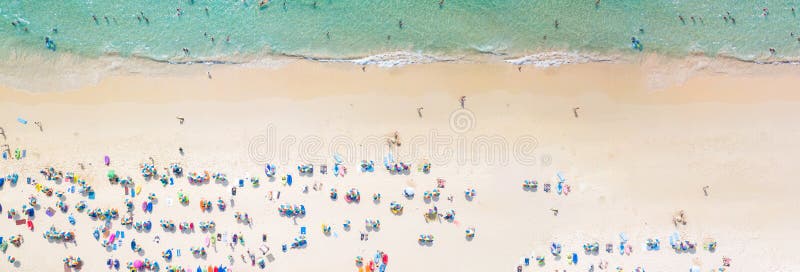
17, 117, 27, 125
88, 192, 96, 200
287, 175, 292, 186
15, 219, 26, 225
2, 152, 6, 160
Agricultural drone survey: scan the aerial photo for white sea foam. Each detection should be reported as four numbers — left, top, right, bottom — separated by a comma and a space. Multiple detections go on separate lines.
504, 52, 612, 68
322, 51, 459, 67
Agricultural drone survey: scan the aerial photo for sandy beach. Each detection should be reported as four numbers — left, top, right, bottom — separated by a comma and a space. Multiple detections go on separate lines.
1, 58, 799, 271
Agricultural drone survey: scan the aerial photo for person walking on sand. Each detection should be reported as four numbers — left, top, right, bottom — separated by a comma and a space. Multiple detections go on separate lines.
459, 96, 466, 108
417, 107, 424, 117
573, 107, 580, 118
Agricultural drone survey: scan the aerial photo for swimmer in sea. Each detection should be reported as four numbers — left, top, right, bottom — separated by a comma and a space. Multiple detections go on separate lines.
399, 20, 404, 29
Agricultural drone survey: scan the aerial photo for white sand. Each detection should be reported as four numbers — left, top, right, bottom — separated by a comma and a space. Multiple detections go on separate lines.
1, 59, 798, 271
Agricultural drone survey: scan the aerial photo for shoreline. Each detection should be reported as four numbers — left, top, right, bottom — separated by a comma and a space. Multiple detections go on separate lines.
2, 49, 800, 94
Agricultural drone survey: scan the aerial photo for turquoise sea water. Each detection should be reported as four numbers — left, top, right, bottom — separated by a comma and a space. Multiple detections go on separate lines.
1, 0, 800, 63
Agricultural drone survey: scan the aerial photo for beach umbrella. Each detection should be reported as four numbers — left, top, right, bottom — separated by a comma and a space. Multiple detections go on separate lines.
333, 154, 344, 164
403, 187, 415, 197
689, 266, 700, 272
133, 260, 143, 268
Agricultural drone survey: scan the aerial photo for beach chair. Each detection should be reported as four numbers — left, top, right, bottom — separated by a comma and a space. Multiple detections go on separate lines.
300, 226, 307, 235
259, 244, 270, 255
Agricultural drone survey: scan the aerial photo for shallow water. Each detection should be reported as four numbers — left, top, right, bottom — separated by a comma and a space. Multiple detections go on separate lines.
1, 0, 800, 63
